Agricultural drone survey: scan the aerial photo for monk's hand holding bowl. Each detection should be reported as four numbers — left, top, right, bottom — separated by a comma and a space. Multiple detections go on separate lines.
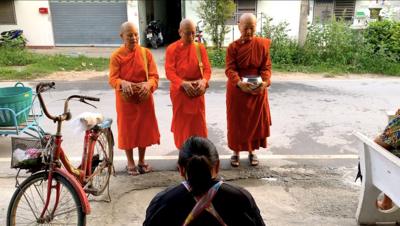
250, 81, 269, 95
121, 80, 134, 95
130, 83, 142, 94
237, 81, 254, 94
181, 81, 197, 97
137, 81, 152, 102
193, 79, 207, 96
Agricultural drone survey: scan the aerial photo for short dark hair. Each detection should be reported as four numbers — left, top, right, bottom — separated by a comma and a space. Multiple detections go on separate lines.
178, 136, 219, 196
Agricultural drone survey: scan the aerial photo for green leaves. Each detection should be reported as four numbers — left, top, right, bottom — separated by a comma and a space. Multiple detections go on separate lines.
258, 17, 400, 75
197, 0, 236, 49
365, 20, 400, 61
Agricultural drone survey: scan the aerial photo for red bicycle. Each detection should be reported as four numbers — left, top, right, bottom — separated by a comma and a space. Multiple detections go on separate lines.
7, 82, 114, 225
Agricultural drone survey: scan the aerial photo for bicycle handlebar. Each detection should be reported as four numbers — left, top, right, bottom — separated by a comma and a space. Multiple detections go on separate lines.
36, 82, 55, 94
80, 96, 100, 102
36, 82, 100, 123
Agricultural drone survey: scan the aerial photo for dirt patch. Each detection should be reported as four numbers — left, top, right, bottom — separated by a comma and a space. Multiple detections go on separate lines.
37, 69, 398, 82
272, 72, 397, 80
35, 70, 108, 81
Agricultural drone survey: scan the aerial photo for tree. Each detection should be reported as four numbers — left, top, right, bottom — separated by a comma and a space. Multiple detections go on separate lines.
197, 0, 236, 49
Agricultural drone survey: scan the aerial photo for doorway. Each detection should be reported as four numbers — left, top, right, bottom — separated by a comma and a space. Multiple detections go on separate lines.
141, 0, 182, 46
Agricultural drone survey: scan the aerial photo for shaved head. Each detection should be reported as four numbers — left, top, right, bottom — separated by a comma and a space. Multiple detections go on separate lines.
120, 21, 137, 35
238, 13, 257, 41
239, 13, 257, 24
119, 21, 139, 49
179, 19, 195, 30
179, 19, 196, 44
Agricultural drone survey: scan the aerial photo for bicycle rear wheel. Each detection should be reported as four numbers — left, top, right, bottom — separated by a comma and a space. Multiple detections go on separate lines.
88, 128, 113, 196
7, 172, 85, 226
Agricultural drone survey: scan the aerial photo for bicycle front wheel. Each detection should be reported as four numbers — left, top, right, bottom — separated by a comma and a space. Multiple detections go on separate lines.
7, 172, 85, 226
88, 128, 113, 196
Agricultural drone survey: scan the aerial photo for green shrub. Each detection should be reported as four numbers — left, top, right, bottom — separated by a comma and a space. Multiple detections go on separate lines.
261, 16, 302, 65
258, 16, 399, 75
364, 20, 400, 61
207, 48, 226, 68
303, 18, 364, 66
0, 47, 39, 66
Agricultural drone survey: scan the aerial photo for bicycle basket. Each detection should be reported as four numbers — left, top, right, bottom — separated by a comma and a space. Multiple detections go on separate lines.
11, 137, 45, 169
0, 82, 33, 126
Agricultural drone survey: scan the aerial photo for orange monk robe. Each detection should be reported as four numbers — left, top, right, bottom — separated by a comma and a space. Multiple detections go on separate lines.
225, 37, 272, 152
165, 40, 211, 149
109, 46, 160, 150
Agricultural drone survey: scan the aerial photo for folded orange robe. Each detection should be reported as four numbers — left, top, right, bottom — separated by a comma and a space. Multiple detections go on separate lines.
225, 37, 272, 152
165, 40, 211, 149
109, 45, 160, 150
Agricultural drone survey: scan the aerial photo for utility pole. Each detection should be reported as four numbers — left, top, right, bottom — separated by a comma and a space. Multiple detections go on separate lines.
298, 0, 309, 47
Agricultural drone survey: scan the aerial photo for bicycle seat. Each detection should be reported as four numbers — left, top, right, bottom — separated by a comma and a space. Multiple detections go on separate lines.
72, 112, 104, 130
94, 118, 113, 130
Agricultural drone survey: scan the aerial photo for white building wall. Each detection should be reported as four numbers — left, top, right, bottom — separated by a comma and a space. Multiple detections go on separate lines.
184, 1, 202, 23
127, 0, 141, 43
257, 1, 301, 39
127, 1, 140, 28
185, 0, 302, 47
0, 0, 140, 47
0, 0, 54, 47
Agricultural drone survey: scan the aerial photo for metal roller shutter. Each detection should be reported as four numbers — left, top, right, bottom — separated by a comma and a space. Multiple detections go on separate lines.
50, 1, 127, 46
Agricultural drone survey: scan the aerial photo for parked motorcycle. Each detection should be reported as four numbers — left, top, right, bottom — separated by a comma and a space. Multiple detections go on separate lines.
195, 20, 207, 46
0, 29, 27, 48
145, 20, 163, 49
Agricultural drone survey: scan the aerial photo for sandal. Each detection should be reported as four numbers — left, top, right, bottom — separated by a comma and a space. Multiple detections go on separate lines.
249, 153, 259, 166
376, 200, 398, 213
137, 163, 153, 174
230, 155, 240, 167
126, 166, 140, 176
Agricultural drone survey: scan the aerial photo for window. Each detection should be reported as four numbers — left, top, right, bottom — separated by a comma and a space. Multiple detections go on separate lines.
313, 0, 355, 23
227, 0, 256, 25
334, 0, 356, 21
0, 0, 16, 25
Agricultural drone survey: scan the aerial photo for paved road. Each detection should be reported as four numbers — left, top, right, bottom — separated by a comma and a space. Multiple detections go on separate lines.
1, 78, 398, 163
1, 77, 399, 225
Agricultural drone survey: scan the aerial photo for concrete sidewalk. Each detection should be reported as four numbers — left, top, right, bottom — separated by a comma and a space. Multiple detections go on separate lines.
87, 162, 361, 226
0, 159, 360, 226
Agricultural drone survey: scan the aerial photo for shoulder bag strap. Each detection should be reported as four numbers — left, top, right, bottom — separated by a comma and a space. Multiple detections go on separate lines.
141, 47, 148, 81
194, 42, 204, 78
182, 181, 227, 226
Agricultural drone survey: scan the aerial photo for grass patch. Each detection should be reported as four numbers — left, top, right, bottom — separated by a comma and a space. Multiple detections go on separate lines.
207, 48, 226, 68
0, 47, 109, 80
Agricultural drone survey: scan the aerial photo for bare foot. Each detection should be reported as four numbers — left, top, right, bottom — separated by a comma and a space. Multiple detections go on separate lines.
376, 199, 393, 210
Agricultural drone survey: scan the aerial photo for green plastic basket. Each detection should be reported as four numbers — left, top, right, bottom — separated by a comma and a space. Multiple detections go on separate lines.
0, 82, 33, 126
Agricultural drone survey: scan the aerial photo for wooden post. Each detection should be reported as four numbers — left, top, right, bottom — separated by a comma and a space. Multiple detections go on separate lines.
298, 0, 309, 47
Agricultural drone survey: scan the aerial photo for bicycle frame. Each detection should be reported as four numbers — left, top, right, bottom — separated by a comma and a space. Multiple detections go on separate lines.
58, 130, 100, 182
40, 134, 94, 218
34, 82, 105, 217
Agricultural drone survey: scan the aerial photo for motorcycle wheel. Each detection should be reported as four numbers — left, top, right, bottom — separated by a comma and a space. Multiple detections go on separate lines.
151, 38, 158, 49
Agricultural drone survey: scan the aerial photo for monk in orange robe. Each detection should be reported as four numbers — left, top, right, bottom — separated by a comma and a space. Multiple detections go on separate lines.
225, 13, 272, 167
165, 19, 212, 149
109, 22, 160, 175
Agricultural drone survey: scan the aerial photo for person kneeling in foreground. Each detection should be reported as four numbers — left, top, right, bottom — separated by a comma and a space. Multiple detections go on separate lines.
143, 136, 265, 226
374, 109, 400, 211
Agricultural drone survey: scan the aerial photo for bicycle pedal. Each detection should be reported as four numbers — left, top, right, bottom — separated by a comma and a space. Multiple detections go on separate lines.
84, 187, 97, 194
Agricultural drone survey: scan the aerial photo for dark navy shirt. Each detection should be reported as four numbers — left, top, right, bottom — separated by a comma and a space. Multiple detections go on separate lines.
143, 180, 265, 226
